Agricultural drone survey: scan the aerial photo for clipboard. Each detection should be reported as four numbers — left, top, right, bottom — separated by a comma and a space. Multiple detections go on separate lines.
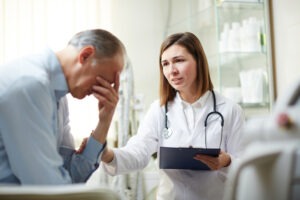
159, 147, 220, 170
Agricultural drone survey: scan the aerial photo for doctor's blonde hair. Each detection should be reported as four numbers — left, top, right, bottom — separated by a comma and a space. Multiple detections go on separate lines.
159, 32, 214, 106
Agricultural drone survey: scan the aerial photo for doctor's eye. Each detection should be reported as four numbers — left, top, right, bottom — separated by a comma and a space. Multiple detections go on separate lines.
174, 58, 185, 63
161, 62, 169, 67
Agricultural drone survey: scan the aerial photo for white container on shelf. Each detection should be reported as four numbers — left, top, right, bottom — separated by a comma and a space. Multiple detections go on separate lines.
227, 22, 241, 52
239, 68, 267, 104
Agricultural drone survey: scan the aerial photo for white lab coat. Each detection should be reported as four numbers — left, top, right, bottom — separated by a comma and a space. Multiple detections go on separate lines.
103, 91, 245, 200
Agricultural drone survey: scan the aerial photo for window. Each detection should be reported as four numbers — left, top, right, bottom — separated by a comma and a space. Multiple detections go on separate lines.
0, 0, 112, 147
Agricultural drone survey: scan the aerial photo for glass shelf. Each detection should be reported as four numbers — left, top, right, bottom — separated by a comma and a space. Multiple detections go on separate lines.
218, 52, 267, 67
217, 1, 264, 9
239, 102, 269, 108
243, 104, 270, 119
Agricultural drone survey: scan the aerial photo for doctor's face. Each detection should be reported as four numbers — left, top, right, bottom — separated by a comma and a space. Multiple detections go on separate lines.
161, 44, 197, 95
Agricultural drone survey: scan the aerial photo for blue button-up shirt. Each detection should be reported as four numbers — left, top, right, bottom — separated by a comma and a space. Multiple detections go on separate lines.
0, 48, 104, 185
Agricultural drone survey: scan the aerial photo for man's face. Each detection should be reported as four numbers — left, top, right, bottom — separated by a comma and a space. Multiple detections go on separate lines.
69, 52, 124, 99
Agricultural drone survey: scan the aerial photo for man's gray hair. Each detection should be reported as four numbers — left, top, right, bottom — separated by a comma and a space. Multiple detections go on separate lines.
68, 29, 125, 59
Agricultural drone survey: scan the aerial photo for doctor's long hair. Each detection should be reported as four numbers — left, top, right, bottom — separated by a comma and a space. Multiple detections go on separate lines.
159, 32, 214, 106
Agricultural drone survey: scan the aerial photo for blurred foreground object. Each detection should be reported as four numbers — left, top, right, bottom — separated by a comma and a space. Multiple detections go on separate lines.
0, 184, 120, 200
224, 79, 300, 200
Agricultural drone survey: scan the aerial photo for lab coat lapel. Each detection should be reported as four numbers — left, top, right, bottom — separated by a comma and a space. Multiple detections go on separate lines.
167, 100, 189, 133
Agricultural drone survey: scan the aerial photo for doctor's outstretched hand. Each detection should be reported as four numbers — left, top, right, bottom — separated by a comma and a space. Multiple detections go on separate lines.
194, 150, 231, 170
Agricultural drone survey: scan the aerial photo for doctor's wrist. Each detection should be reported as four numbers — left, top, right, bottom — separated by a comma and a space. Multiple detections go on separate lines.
101, 148, 115, 163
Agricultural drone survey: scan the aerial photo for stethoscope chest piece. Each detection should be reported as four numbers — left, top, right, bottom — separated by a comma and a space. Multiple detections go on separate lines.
162, 127, 173, 139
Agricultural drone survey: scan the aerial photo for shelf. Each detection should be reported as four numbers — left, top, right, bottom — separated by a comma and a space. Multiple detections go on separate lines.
222, 88, 270, 111
243, 104, 270, 118
219, 51, 266, 60
219, 51, 266, 55
217, 1, 264, 8
218, 52, 268, 72
239, 102, 269, 108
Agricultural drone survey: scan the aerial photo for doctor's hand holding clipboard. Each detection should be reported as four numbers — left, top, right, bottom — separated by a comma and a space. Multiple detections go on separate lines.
193, 150, 231, 170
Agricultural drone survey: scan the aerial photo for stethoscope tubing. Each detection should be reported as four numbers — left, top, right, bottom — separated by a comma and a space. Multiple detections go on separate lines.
164, 90, 224, 149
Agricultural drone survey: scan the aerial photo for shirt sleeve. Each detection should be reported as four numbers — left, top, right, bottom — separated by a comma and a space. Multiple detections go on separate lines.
59, 136, 105, 183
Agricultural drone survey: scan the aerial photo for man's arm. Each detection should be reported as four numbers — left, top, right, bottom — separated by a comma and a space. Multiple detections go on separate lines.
91, 74, 120, 143
57, 96, 104, 183
58, 73, 120, 182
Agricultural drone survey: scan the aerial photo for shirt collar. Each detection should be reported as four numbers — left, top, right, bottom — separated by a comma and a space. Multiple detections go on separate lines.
175, 90, 211, 109
46, 48, 69, 102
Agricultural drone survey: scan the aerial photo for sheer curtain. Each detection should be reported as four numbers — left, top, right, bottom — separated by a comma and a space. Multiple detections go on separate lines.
0, 0, 112, 146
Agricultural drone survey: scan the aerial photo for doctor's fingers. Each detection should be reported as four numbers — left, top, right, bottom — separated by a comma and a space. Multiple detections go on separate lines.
76, 137, 88, 154
194, 155, 221, 170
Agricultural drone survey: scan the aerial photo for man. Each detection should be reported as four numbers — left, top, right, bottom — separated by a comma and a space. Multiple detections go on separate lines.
0, 29, 126, 184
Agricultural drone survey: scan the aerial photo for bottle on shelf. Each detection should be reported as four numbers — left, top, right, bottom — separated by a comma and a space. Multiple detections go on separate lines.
219, 17, 264, 53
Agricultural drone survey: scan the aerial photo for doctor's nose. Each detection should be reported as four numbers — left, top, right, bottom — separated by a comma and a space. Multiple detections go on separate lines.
170, 64, 179, 74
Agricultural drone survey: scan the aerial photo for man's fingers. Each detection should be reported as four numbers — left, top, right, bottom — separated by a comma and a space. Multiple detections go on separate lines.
114, 72, 120, 92
93, 76, 119, 103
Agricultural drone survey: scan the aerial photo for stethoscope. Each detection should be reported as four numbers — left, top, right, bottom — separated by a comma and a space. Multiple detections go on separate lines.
162, 90, 224, 149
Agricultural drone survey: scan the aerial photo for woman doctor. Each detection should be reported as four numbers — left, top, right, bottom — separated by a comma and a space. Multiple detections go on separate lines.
100, 32, 245, 200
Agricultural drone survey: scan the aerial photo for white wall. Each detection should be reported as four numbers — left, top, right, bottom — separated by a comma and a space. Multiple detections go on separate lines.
109, 0, 167, 110
271, 0, 300, 98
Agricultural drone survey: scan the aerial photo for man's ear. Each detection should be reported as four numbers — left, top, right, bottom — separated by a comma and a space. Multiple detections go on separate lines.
78, 46, 95, 64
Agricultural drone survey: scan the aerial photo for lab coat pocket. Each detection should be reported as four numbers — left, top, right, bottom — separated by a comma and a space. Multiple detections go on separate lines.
217, 169, 228, 183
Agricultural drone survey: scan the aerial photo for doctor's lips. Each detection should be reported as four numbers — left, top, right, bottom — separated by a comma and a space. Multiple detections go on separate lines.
171, 77, 183, 84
